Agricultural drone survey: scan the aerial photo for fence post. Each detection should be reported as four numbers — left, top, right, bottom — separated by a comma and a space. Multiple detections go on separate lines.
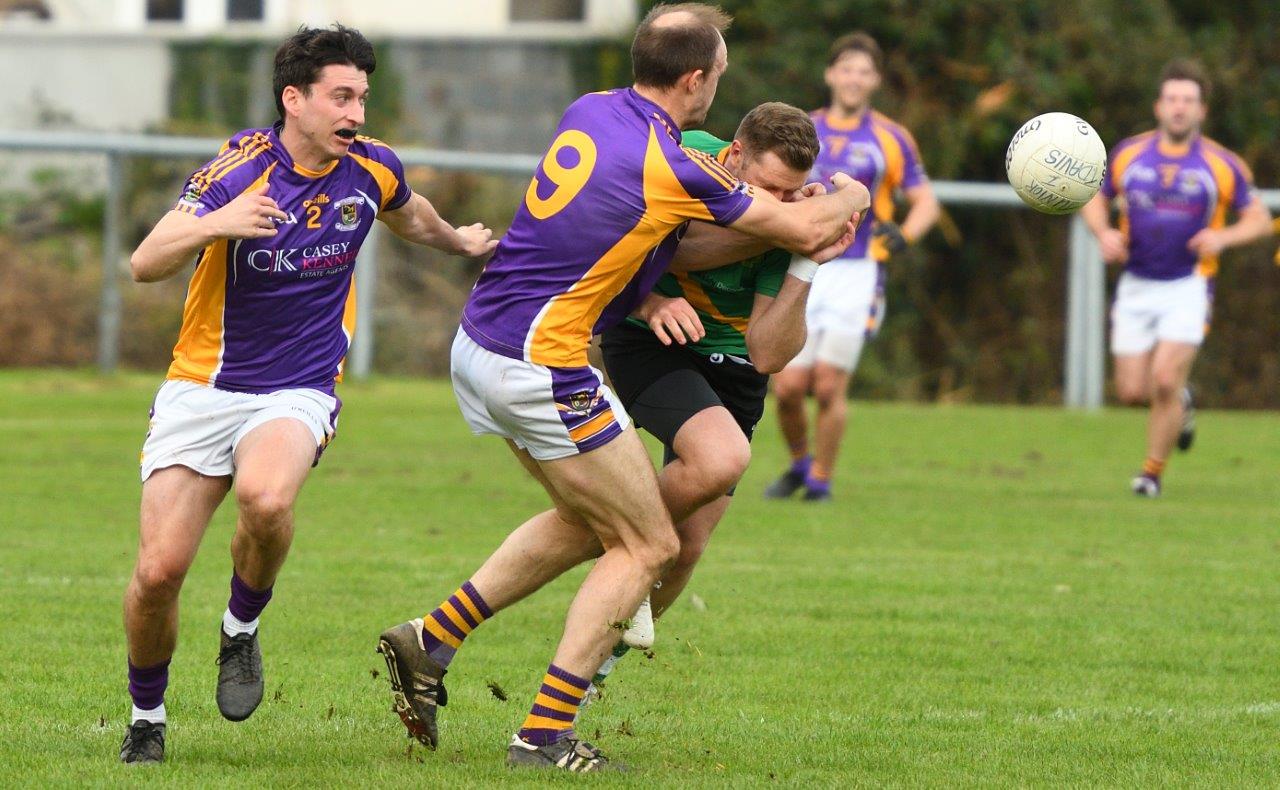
98, 152, 125, 374
350, 221, 380, 380
1065, 214, 1105, 410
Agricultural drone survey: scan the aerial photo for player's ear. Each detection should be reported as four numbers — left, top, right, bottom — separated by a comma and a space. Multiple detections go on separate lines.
281, 85, 304, 118
683, 68, 705, 96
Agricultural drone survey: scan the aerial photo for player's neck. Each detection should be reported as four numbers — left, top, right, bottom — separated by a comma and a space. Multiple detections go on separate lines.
827, 103, 869, 123
1158, 127, 1199, 148
279, 122, 340, 173
631, 84, 690, 129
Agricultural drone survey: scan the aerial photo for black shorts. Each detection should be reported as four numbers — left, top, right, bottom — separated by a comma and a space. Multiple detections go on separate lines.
600, 322, 768, 471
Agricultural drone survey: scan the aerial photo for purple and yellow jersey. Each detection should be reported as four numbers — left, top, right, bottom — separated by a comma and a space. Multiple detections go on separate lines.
167, 124, 410, 395
460, 88, 756, 368
809, 109, 928, 261
1102, 132, 1256, 280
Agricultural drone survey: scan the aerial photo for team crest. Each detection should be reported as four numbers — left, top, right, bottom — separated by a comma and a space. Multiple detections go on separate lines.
567, 390, 595, 413
333, 196, 366, 232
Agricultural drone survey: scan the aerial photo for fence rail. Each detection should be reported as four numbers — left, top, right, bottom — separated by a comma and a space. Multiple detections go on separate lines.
6, 130, 1279, 408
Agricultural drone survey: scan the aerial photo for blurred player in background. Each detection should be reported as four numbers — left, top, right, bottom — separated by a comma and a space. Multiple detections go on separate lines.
593, 102, 829, 689
1082, 60, 1271, 497
375, 4, 867, 772
764, 32, 940, 502
119, 25, 496, 764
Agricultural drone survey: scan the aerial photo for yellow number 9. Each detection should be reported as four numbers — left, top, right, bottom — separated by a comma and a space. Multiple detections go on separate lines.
525, 130, 597, 220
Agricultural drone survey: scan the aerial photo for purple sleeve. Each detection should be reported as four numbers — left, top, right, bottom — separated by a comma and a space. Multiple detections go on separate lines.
895, 127, 928, 190
361, 139, 413, 212
1100, 145, 1120, 200
1227, 154, 1256, 213
174, 147, 240, 217
662, 143, 755, 226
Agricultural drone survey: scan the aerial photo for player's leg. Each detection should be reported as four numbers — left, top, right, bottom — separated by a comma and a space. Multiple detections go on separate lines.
807, 359, 854, 500
122, 466, 230, 762
507, 428, 678, 762
764, 356, 814, 498
653, 494, 733, 616
1145, 341, 1198, 467
656, 406, 751, 522
217, 390, 333, 722
1113, 352, 1153, 406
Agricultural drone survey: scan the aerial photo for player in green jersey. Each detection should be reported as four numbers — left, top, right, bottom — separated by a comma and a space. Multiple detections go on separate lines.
593, 101, 844, 686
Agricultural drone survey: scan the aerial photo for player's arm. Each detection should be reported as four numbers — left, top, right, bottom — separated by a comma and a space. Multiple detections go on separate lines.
379, 191, 498, 258
727, 174, 869, 259
1081, 192, 1128, 264
1187, 196, 1273, 257
671, 182, 831, 273
131, 183, 286, 283
899, 183, 941, 247
744, 268, 810, 374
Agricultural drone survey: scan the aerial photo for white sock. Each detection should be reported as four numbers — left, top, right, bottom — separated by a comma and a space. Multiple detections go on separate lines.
594, 654, 620, 682
131, 702, 166, 725
222, 608, 259, 636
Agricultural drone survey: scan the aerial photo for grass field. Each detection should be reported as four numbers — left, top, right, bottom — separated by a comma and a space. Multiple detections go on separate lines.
1, 369, 1277, 786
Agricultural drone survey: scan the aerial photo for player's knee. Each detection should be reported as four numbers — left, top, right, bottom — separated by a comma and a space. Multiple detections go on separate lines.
773, 377, 805, 405
706, 438, 751, 494
637, 527, 681, 577
1115, 383, 1147, 405
235, 486, 294, 533
1150, 370, 1182, 402
814, 383, 845, 409
132, 556, 187, 601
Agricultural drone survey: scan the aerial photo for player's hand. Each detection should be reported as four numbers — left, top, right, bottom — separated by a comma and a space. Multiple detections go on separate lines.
811, 216, 859, 264
870, 222, 909, 263
1097, 228, 1128, 264
829, 172, 871, 214
454, 222, 499, 258
1187, 228, 1228, 258
204, 183, 288, 239
636, 294, 704, 346
785, 181, 827, 202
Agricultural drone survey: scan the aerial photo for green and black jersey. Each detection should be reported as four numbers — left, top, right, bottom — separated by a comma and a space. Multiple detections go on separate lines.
625, 130, 790, 358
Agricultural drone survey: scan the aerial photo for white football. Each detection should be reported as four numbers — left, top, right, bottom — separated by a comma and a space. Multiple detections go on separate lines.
1005, 112, 1107, 214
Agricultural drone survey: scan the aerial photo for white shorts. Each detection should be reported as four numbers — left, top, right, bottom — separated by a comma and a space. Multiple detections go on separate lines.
788, 257, 884, 373
1110, 272, 1210, 356
451, 328, 631, 461
140, 380, 338, 482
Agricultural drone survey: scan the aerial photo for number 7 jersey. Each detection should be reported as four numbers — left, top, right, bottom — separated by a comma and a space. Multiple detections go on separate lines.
461, 88, 756, 368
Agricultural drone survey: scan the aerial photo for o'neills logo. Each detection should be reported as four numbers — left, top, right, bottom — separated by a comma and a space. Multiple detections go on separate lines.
247, 241, 357, 273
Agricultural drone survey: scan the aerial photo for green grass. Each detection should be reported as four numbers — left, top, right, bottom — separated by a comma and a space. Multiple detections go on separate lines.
1, 369, 1278, 786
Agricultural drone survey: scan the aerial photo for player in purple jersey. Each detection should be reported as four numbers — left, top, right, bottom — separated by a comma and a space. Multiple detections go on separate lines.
1082, 60, 1270, 498
376, 4, 867, 772
118, 26, 496, 764
763, 32, 940, 502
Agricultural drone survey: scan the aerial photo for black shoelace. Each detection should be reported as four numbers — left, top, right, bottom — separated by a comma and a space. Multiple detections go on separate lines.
126, 721, 163, 748
216, 636, 260, 680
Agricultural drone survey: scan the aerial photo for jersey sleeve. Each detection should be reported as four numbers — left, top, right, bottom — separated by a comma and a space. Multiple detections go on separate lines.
1225, 152, 1257, 213
752, 249, 791, 298
658, 138, 755, 226
352, 137, 413, 213
174, 143, 243, 218
894, 126, 929, 190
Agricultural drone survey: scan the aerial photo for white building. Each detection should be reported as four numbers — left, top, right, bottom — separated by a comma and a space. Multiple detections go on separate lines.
0, 0, 637, 133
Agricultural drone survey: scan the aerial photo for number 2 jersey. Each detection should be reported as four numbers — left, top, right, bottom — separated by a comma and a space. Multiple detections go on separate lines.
461, 88, 757, 368
167, 124, 410, 395
1102, 131, 1256, 280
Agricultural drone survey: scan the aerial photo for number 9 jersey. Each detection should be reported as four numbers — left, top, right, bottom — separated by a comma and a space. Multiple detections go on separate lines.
460, 88, 756, 369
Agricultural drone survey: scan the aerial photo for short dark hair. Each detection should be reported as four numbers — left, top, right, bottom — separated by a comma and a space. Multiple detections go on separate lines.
1159, 59, 1210, 103
734, 102, 820, 172
631, 3, 732, 89
273, 24, 376, 119
827, 31, 883, 72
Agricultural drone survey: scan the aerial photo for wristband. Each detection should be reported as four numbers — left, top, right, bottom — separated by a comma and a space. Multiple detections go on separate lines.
787, 257, 820, 283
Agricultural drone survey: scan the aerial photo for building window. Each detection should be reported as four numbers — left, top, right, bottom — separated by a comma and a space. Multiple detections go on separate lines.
510, 0, 585, 22
146, 0, 183, 21
227, 0, 264, 21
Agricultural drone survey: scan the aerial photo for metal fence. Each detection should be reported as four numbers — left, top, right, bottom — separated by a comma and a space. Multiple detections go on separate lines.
6, 130, 1278, 409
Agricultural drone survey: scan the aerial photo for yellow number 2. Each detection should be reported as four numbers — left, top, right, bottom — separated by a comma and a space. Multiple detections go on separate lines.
525, 130, 597, 220
305, 204, 322, 229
